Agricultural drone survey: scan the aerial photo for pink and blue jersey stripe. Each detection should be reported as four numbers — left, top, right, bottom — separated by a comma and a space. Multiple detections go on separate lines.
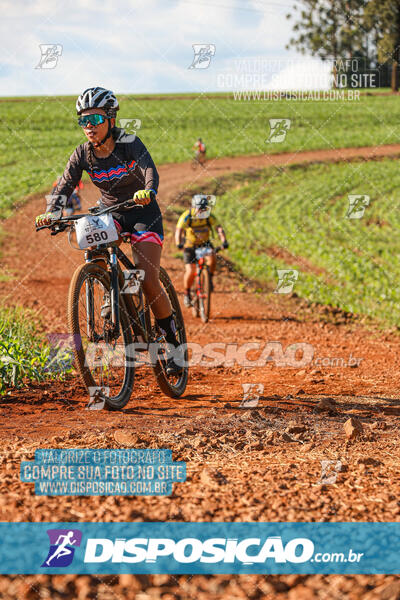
113, 220, 163, 246
89, 159, 136, 183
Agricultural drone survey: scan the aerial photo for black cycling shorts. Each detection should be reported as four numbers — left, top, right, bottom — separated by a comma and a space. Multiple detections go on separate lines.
99, 199, 164, 246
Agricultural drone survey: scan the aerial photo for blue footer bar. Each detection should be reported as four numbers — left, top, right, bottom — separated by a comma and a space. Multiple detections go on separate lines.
1, 522, 399, 574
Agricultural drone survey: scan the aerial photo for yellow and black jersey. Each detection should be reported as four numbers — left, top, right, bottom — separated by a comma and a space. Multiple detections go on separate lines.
176, 209, 217, 248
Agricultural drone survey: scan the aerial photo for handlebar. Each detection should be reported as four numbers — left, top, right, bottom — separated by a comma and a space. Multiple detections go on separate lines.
35, 199, 141, 233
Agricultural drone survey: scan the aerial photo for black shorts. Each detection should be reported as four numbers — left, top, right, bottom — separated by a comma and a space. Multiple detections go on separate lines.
183, 242, 214, 264
99, 199, 164, 245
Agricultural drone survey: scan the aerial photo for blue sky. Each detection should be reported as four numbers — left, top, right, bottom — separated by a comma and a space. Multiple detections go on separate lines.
0, 0, 331, 96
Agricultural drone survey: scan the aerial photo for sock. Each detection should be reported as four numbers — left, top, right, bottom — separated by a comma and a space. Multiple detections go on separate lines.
156, 314, 179, 348
185, 288, 191, 297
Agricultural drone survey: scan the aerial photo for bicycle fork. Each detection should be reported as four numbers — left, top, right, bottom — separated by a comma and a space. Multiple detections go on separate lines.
109, 248, 120, 337
84, 247, 120, 341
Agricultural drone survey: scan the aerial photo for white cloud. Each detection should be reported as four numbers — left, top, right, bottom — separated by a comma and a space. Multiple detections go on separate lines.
265, 59, 332, 91
0, 0, 327, 95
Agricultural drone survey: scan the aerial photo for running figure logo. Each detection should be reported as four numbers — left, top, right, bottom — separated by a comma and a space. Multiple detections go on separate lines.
319, 460, 342, 485
41, 529, 82, 567
188, 44, 216, 69
346, 195, 370, 219
35, 44, 63, 69
121, 269, 145, 295
266, 119, 291, 143
240, 383, 264, 408
274, 269, 298, 294
116, 118, 142, 143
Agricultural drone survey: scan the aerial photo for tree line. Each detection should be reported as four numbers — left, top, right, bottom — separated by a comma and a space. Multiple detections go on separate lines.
287, 0, 400, 91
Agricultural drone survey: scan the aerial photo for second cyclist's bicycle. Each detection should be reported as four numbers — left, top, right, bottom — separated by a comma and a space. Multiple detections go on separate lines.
191, 245, 221, 323
191, 153, 207, 170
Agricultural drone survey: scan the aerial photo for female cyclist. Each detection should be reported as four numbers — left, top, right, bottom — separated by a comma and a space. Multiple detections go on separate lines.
35, 87, 182, 375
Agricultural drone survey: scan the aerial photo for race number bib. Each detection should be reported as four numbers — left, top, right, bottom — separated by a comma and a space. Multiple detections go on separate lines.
75, 214, 119, 249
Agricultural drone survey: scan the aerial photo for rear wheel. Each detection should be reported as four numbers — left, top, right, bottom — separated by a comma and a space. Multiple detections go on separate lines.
199, 266, 211, 323
146, 267, 188, 398
67, 263, 135, 410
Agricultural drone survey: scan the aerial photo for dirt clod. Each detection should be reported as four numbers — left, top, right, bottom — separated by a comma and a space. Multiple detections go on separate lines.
316, 397, 337, 412
344, 417, 364, 439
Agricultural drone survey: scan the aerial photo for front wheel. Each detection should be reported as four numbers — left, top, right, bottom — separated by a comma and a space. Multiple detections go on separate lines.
198, 266, 211, 323
67, 262, 135, 410
147, 267, 188, 398
192, 292, 200, 318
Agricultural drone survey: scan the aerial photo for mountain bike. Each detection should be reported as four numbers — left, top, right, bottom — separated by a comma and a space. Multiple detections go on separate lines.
191, 152, 206, 170
36, 200, 188, 410
191, 245, 222, 323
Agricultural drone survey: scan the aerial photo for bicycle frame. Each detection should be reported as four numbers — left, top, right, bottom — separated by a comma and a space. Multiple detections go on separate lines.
84, 243, 149, 346
38, 199, 149, 344
195, 256, 208, 300
194, 245, 215, 297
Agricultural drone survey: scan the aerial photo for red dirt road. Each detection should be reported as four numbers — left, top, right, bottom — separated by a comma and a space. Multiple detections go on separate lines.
1, 146, 400, 598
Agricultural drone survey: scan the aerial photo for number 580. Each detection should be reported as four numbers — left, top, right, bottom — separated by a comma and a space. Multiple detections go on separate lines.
86, 231, 108, 244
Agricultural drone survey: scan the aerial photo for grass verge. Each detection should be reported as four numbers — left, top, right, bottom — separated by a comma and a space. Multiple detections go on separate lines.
0, 306, 73, 395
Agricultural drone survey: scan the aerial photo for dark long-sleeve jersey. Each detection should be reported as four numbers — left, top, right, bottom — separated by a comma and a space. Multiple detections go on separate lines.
46, 130, 159, 213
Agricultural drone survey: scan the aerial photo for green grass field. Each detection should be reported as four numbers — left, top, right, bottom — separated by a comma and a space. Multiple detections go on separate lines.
0, 306, 72, 395
2, 92, 400, 331
1, 92, 400, 219
208, 157, 400, 327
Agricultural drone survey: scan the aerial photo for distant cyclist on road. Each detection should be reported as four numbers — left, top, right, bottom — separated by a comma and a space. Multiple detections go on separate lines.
193, 137, 206, 166
175, 195, 228, 307
35, 87, 182, 375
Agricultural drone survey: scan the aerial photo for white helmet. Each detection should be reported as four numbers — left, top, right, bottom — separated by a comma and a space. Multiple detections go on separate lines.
76, 87, 119, 117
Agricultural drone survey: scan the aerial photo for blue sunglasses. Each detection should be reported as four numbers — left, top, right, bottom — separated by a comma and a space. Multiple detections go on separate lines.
78, 114, 108, 128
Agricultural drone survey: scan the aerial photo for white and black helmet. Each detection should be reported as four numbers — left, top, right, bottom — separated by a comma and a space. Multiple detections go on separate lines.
76, 87, 119, 117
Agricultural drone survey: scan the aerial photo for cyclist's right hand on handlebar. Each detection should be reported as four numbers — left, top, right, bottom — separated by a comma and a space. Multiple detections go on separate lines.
177, 243, 184, 250
35, 209, 62, 228
133, 189, 155, 206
